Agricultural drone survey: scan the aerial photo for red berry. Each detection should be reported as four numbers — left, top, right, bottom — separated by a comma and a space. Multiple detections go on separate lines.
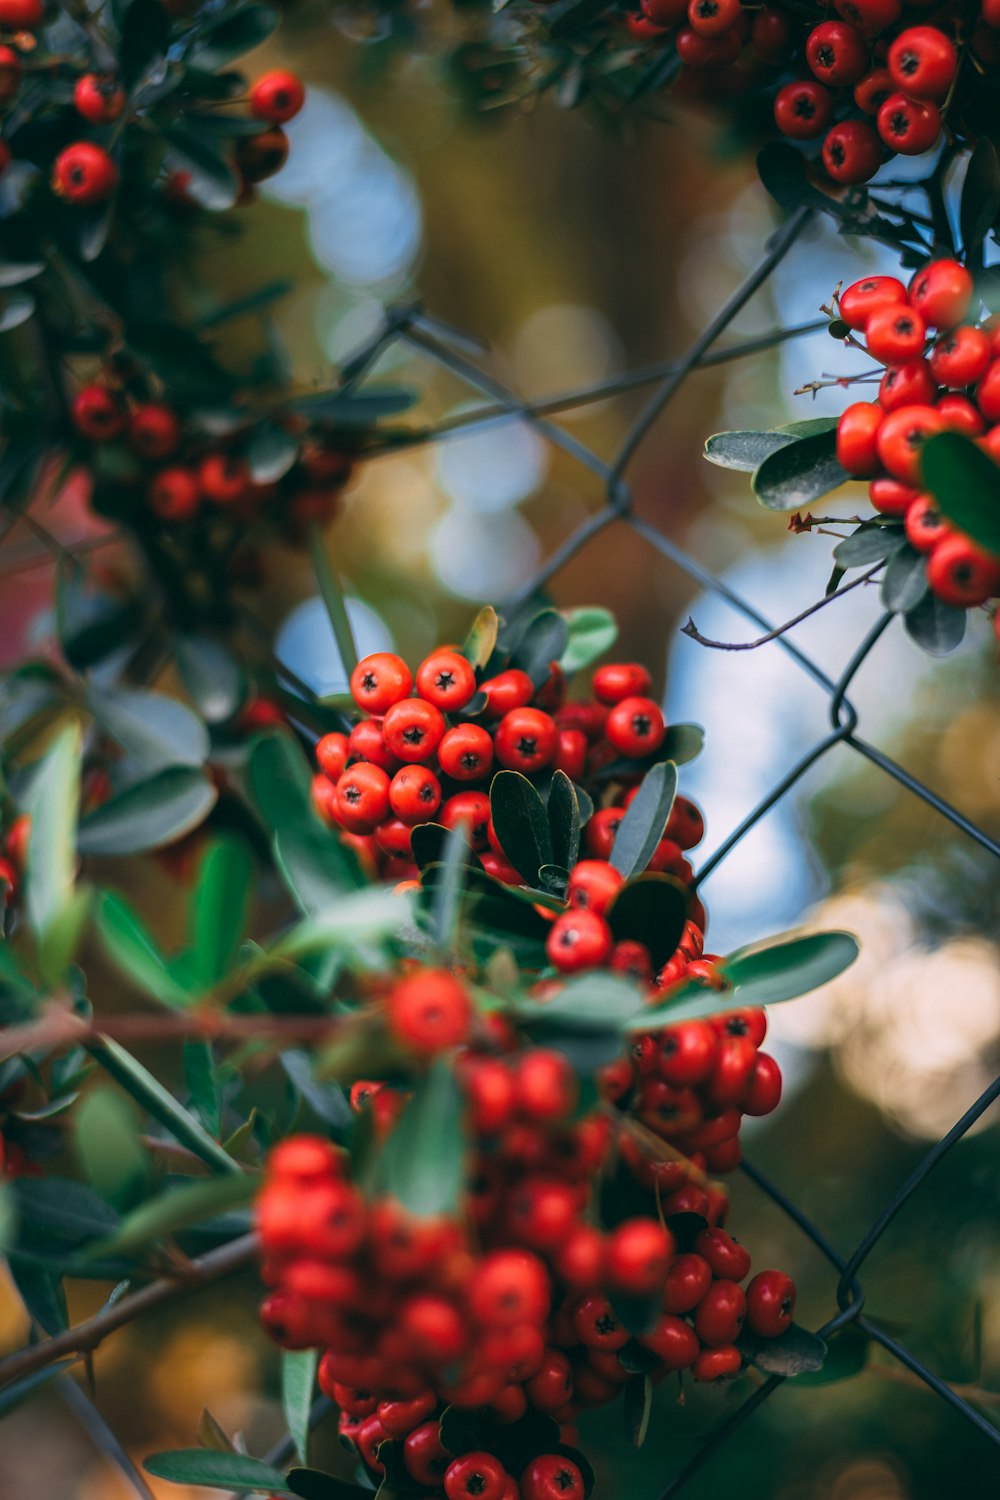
869, 476, 919, 516
0, 0, 43, 26
572, 1293, 629, 1350
806, 21, 868, 85
675, 26, 742, 64
695, 1226, 752, 1280
441, 790, 491, 846
469, 1249, 550, 1327
546, 908, 613, 972
878, 359, 936, 412
713, 1006, 766, 1045
401, 1293, 468, 1363
936, 393, 984, 437
74, 72, 126, 123
839, 275, 906, 331
389, 764, 442, 822
926, 534, 1000, 607
416, 649, 477, 712
604, 695, 665, 757
978, 361, 1000, 424
404, 1422, 451, 1487
386, 968, 471, 1053
316, 731, 350, 781
687, 0, 740, 37
854, 66, 894, 114
237, 126, 289, 183
888, 25, 957, 100
663, 1252, 713, 1312
865, 304, 927, 364
349, 718, 400, 774
482, 669, 534, 716
383, 698, 447, 763
642, 1314, 700, 1370
877, 93, 940, 155
742, 1051, 783, 1114
336, 762, 392, 831
707, 1034, 757, 1106
822, 120, 882, 184
506, 1177, 578, 1249
930, 326, 992, 388
909, 259, 974, 330
377, 1392, 436, 1439
444, 1454, 508, 1500
199, 452, 250, 505
149, 466, 200, 521
438, 723, 494, 782
658, 1020, 718, 1084
904, 494, 951, 553
607, 1217, 675, 1294
250, 69, 306, 124
494, 707, 558, 773
567, 859, 624, 914
664, 793, 704, 849
351, 652, 413, 714
128, 402, 180, 459
745, 1269, 796, 1337
834, 0, 899, 35
694, 1279, 746, 1345
751, 4, 791, 62
554, 727, 587, 781
521, 1456, 584, 1500
515, 1048, 578, 1122
836, 402, 882, 476
641, 0, 687, 22
692, 1345, 742, 1381
71, 384, 125, 440
584, 806, 624, 859
54, 141, 118, 204
876, 403, 945, 483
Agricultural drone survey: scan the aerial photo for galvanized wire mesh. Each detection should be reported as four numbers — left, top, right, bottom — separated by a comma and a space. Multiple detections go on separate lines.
338, 199, 1000, 1491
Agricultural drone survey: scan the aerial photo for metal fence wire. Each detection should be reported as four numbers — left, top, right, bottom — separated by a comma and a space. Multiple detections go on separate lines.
326, 198, 1000, 1494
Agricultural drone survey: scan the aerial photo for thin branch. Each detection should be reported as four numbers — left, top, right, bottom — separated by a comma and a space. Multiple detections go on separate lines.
680, 565, 882, 652
0, 1007, 349, 1058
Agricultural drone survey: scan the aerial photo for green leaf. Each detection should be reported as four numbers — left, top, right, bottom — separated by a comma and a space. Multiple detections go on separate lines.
95, 890, 192, 1007
247, 422, 299, 483
796, 1324, 868, 1386
175, 635, 246, 723
95, 1173, 255, 1255
0, 1361, 73, 1419
162, 125, 239, 211
88, 1036, 242, 1175
379, 1057, 465, 1219
286, 1472, 370, 1500
411, 822, 482, 873
307, 527, 358, 679
921, 431, 1000, 556
0, 1177, 17, 1256
514, 970, 646, 1031
606, 873, 688, 973
74, 1087, 148, 1208
13, 1177, 119, 1243
22, 723, 80, 945
77, 768, 217, 856
880, 543, 928, 614
431, 819, 471, 953
144, 1449, 289, 1492
191, 5, 280, 69
623, 1373, 652, 1447
86, 687, 210, 772
833, 525, 906, 568
752, 429, 851, 511
121, 0, 170, 88
509, 609, 570, 688
739, 1322, 826, 1377
191, 837, 251, 988
660, 723, 704, 767
723, 930, 859, 1003
0, 290, 35, 333
904, 590, 967, 656
250, 734, 363, 908
461, 605, 499, 671
559, 607, 618, 673
960, 138, 1000, 268
547, 770, 580, 873
489, 771, 553, 885
704, 430, 794, 473
0, 260, 43, 288
184, 1039, 221, 1136
282, 1349, 319, 1465
272, 887, 410, 965
610, 762, 677, 880
8, 1260, 67, 1335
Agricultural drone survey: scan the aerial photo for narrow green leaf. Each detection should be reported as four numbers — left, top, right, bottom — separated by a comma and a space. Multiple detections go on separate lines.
379, 1057, 465, 1219
461, 605, 499, 671
282, 1349, 319, 1465
13, 1177, 120, 1242
704, 430, 794, 472
431, 819, 472, 953
610, 762, 677, 879
88, 1037, 242, 1175
191, 4, 280, 68
559, 607, 618, 673
8, 1261, 67, 1335
86, 687, 210, 772
184, 1039, 221, 1137
921, 431, 1000, 555
547, 770, 580, 873
94, 1173, 255, 1255
144, 1449, 288, 1491
623, 1372, 652, 1447
95, 890, 192, 1007
191, 837, 251, 988
960, 138, 1000, 268
272, 888, 409, 965
832, 525, 906, 568
77, 768, 217, 856
752, 429, 851, 511
0, 1177, 17, 1255
23, 723, 80, 943
513, 970, 645, 1031
489, 771, 553, 885
74, 1087, 148, 1208
307, 527, 358, 678
249, 733, 362, 908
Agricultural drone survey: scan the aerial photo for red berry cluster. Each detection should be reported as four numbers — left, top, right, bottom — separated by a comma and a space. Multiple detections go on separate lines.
834, 260, 1000, 608
257, 1016, 797, 1496
69, 386, 354, 536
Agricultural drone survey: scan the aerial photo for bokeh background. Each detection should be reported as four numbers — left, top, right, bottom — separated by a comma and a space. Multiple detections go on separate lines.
2, 6, 1000, 1497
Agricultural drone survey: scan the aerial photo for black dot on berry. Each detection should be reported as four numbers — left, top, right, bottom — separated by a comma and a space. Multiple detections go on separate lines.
435, 670, 455, 690
516, 736, 538, 756
362, 672, 376, 691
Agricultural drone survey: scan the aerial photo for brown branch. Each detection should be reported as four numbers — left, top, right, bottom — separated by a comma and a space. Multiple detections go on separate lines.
681, 565, 882, 653
0, 1006, 348, 1059
0, 1233, 259, 1391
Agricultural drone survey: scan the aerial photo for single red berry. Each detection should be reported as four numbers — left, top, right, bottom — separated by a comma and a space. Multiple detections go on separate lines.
415, 649, 477, 711
71, 384, 125, 440
930, 326, 992, 388
554, 727, 587, 781
572, 1293, 629, 1350
336, 761, 392, 831
877, 93, 941, 155
865, 304, 927, 364
713, 1006, 766, 1046
658, 1019, 718, 1084
4, 814, 30, 869
936, 393, 984, 437
745, 1269, 796, 1337
249, 69, 306, 124
441, 790, 491, 847
707, 1034, 757, 1106
316, 731, 350, 781
482, 669, 534, 716
839, 275, 907, 330
641, 1314, 700, 1369
349, 718, 400, 773
695, 1226, 752, 1281
686, 0, 740, 38
604, 695, 665, 756
773, 79, 833, 139
0, 45, 21, 103
626, 12, 669, 37
904, 494, 951, 553
836, 402, 883, 476
751, 4, 791, 62
926, 534, 1000, 607
888, 25, 957, 100
387, 968, 471, 1053
694, 1279, 747, 1345
53, 142, 118, 204
73, 72, 126, 123
909, 259, 975, 330
822, 120, 882, 184
567, 859, 624, 914
404, 1422, 452, 1487
606, 1217, 675, 1294
876, 402, 946, 482
506, 1176, 578, 1250
350, 652, 413, 714
978, 362, 1000, 424
493, 706, 558, 773
664, 793, 704, 849
521, 1456, 583, 1500
692, 1345, 742, 1381
375, 817, 413, 857
641, 0, 687, 22
878, 359, 936, 412
0, 0, 43, 26
199, 452, 249, 505
469, 1249, 551, 1327
462, 1055, 516, 1134
149, 465, 201, 521
663, 1252, 713, 1313
834, 0, 899, 35
438, 723, 494, 782
869, 476, 919, 516
515, 1048, 578, 1122
584, 806, 624, 859
742, 1051, 783, 1114
389, 764, 442, 822
444, 1453, 508, 1500
806, 20, 868, 86
401, 1293, 468, 1363
546, 908, 613, 972
383, 698, 447, 763
854, 66, 894, 114
237, 126, 289, 183
675, 25, 741, 63
128, 402, 180, 459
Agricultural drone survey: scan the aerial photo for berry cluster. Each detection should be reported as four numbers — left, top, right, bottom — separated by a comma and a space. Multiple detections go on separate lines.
69, 384, 354, 536
834, 260, 1000, 608
257, 1014, 797, 1497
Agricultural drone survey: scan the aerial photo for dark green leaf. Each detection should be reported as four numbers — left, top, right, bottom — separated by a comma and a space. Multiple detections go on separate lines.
431, 819, 472, 953
76, 200, 115, 264
281, 1051, 352, 1131
250, 734, 363, 908
509, 609, 570, 688
95, 890, 192, 1006
307, 528, 358, 679
246, 422, 299, 483
607, 873, 688, 973
77, 768, 217, 856
184, 1039, 221, 1136
182, 110, 270, 137
8, 1261, 67, 1336
833, 525, 906, 568
623, 1373, 652, 1447
547, 770, 580, 872
13, 1178, 120, 1243
739, 1322, 826, 1377
144, 1449, 288, 1491
121, 0, 170, 88
960, 139, 1000, 268
559, 606, 617, 672
752, 430, 850, 511
609, 761, 676, 879
704, 430, 795, 473
537, 863, 569, 897
660, 723, 704, 767
921, 431, 1000, 555
287, 1470, 369, 1500
191, 5, 280, 69
96, 1174, 254, 1255
378, 1057, 465, 1219
74, 1087, 148, 1207
880, 542, 928, 614
191, 837, 251, 988
163, 125, 239, 211
438, 1407, 484, 1457
292, 388, 417, 423
489, 771, 553, 884
86, 686, 210, 771
723, 931, 860, 1000
175, 635, 246, 723
411, 822, 482, 873
904, 590, 967, 656
795, 1324, 868, 1386
514, 970, 645, 1031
